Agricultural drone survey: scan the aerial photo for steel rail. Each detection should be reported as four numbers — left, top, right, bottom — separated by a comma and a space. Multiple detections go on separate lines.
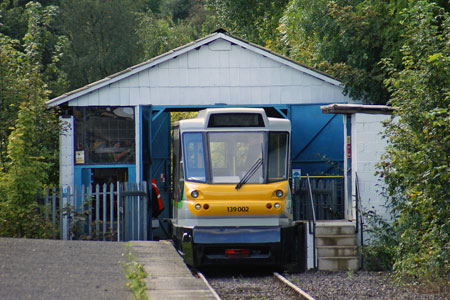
197, 272, 223, 300
197, 269, 316, 300
273, 272, 316, 300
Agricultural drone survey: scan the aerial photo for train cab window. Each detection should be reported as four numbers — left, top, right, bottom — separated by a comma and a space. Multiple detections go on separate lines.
268, 132, 289, 182
183, 133, 206, 182
208, 132, 264, 184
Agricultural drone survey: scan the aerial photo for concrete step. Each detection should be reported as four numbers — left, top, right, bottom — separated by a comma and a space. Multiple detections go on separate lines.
316, 235, 356, 247
317, 246, 358, 257
318, 256, 360, 271
315, 224, 356, 236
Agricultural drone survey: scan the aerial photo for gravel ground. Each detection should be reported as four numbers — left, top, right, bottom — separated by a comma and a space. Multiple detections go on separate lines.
285, 271, 449, 300
207, 274, 303, 300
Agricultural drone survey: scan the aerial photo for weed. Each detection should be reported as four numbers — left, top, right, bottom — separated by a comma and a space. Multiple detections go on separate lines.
347, 269, 354, 279
123, 246, 148, 300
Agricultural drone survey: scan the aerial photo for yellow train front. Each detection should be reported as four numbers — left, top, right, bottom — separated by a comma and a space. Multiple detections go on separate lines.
170, 108, 297, 267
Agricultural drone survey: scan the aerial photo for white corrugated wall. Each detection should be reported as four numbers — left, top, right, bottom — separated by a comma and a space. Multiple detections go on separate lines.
69, 39, 354, 107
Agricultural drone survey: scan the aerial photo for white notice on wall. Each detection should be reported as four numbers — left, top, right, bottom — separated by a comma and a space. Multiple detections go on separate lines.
75, 150, 85, 164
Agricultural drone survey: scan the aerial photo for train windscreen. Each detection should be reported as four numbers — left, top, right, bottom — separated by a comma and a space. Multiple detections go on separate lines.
208, 132, 264, 184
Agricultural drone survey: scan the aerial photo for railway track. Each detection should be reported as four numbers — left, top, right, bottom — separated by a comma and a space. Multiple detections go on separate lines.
199, 269, 315, 300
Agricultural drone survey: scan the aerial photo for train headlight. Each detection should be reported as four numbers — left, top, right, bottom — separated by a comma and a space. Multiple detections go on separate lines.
195, 204, 202, 210
191, 190, 199, 198
274, 203, 281, 209
275, 190, 284, 198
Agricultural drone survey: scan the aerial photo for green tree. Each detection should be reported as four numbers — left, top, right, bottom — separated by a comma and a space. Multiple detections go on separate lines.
0, 101, 59, 238
0, 1, 61, 238
0, 0, 28, 40
136, 1, 217, 60
136, 11, 197, 60
1, 1, 69, 97
206, 0, 289, 49
379, 1, 450, 287
59, 0, 144, 89
0, 34, 27, 169
0, 1, 66, 168
280, 0, 412, 104
160, 0, 195, 22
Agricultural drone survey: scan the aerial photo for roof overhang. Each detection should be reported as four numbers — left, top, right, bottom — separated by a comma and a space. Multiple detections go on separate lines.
321, 104, 397, 115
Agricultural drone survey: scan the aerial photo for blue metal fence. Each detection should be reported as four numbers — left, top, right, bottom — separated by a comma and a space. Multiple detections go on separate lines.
44, 182, 149, 241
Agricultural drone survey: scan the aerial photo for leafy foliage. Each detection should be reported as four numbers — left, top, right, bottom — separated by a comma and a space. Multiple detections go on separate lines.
136, 1, 217, 60
123, 247, 148, 300
378, 1, 450, 287
59, 0, 144, 89
0, 2, 66, 166
0, 101, 59, 237
206, 0, 290, 50
280, 0, 410, 104
0, 2, 61, 238
0, 34, 27, 169
362, 209, 398, 271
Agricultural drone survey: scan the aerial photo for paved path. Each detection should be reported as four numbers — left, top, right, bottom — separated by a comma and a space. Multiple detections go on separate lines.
133, 240, 218, 300
0, 238, 132, 300
0, 238, 219, 300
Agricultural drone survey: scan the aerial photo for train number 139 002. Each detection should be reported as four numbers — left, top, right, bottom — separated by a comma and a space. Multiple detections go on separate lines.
227, 206, 249, 213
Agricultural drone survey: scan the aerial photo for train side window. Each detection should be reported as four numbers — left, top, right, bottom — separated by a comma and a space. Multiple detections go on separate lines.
183, 133, 206, 182
268, 132, 289, 182
173, 127, 183, 201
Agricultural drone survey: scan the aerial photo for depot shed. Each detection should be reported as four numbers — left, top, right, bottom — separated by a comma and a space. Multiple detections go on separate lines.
47, 31, 360, 234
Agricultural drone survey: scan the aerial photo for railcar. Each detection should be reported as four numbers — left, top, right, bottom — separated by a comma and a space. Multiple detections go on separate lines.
170, 108, 297, 267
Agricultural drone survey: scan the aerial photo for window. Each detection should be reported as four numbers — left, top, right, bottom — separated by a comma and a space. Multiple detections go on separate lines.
208, 113, 265, 127
173, 127, 183, 201
74, 107, 135, 164
268, 132, 289, 182
208, 132, 264, 184
183, 133, 206, 182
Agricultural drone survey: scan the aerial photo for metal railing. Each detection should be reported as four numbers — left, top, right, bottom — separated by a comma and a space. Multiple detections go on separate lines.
355, 173, 364, 266
306, 174, 317, 270
293, 176, 345, 220
43, 182, 149, 241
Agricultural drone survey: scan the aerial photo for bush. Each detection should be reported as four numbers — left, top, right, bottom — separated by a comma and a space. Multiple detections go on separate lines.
362, 209, 397, 271
379, 1, 450, 288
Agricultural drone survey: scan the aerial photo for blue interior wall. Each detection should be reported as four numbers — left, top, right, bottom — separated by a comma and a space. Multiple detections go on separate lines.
289, 104, 344, 176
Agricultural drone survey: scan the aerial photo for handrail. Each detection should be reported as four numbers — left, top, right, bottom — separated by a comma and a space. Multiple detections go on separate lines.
306, 174, 317, 269
306, 174, 317, 232
300, 175, 344, 178
355, 174, 359, 234
355, 173, 364, 267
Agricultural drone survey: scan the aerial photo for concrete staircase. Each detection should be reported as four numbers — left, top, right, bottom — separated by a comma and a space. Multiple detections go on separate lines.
316, 222, 360, 271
